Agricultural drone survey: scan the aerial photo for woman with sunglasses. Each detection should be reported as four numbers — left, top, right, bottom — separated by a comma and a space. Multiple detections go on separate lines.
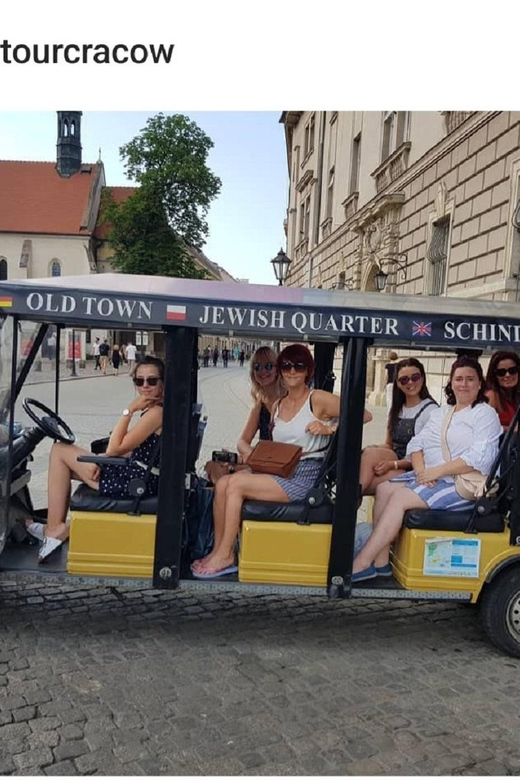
236, 346, 285, 461
192, 344, 371, 579
352, 356, 502, 582
26, 357, 165, 562
485, 351, 520, 430
359, 358, 438, 496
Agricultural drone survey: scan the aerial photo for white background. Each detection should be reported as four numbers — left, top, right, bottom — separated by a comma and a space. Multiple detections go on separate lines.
2, 0, 519, 109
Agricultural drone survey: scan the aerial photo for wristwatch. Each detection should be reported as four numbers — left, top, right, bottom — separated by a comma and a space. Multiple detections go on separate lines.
122, 408, 132, 417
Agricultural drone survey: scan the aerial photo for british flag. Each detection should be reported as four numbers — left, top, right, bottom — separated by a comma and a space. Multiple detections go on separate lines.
412, 321, 432, 338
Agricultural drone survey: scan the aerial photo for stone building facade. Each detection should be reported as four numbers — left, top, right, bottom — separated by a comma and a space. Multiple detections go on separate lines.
280, 111, 520, 400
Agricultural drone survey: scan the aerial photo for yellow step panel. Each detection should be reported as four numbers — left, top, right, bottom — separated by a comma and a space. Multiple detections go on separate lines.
68, 511, 156, 578
239, 520, 332, 586
392, 525, 519, 602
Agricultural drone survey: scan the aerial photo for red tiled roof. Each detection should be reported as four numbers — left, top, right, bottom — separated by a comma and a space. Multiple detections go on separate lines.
0, 160, 103, 236
94, 186, 137, 239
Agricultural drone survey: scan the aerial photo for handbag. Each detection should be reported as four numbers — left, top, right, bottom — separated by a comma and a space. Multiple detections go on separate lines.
440, 406, 492, 500
246, 440, 303, 479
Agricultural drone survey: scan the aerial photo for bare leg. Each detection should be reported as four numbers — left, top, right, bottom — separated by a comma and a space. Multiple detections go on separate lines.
353, 486, 427, 573
195, 473, 289, 573
360, 446, 405, 495
45, 442, 100, 540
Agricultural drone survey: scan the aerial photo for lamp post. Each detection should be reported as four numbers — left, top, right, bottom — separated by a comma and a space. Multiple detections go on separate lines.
374, 253, 408, 293
270, 248, 292, 286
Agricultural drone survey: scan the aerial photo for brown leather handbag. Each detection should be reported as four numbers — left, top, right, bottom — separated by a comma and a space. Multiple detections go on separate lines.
204, 460, 251, 485
246, 440, 303, 479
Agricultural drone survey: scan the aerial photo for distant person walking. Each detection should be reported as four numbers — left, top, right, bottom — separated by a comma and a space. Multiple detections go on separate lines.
111, 344, 122, 376
92, 337, 101, 371
238, 350, 245, 368
124, 341, 137, 374
212, 347, 219, 367
203, 346, 210, 367
222, 347, 229, 368
385, 351, 399, 410
99, 339, 110, 375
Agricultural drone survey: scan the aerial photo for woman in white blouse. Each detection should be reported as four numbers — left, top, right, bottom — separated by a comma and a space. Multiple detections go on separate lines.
352, 355, 502, 582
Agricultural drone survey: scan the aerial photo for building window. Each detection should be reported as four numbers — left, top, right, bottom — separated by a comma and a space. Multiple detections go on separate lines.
0, 258, 7, 281
51, 260, 61, 277
326, 167, 335, 220
299, 195, 311, 241
427, 217, 450, 295
350, 133, 361, 194
304, 114, 315, 158
382, 111, 408, 161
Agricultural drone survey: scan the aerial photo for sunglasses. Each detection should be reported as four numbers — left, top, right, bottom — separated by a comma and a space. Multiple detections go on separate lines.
495, 366, 519, 377
398, 372, 422, 386
133, 376, 161, 387
253, 362, 275, 372
280, 360, 307, 373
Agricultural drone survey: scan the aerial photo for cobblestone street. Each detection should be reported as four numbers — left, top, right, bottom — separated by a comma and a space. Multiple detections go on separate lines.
1, 366, 520, 775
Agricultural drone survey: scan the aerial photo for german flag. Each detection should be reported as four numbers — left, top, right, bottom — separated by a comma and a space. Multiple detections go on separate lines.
0, 297, 13, 308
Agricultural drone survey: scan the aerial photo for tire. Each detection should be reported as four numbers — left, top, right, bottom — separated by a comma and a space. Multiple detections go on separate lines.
480, 565, 520, 657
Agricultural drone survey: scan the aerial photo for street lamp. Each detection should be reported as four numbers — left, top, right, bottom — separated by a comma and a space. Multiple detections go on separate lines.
374, 267, 388, 292
374, 253, 408, 293
271, 248, 292, 286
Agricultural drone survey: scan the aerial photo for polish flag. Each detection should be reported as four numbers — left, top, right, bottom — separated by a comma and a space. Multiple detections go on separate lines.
166, 304, 187, 321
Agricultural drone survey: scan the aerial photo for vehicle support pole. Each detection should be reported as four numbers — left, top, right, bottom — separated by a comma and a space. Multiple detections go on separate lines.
327, 337, 369, 598
152, 326, 196, 589
313, 342, 336, 392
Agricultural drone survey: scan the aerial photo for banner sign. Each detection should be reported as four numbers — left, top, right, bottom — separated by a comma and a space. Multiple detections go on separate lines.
8, 288, 520, 349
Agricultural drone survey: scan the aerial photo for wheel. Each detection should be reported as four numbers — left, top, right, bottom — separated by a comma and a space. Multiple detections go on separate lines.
22, 398, 75, 444
480, 565, 520, 657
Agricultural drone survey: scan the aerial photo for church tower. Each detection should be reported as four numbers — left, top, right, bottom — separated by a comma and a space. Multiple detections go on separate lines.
56, 111, 83, 177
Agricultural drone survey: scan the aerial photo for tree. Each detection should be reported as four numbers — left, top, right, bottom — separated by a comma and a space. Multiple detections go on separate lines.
103, 113, 221, 278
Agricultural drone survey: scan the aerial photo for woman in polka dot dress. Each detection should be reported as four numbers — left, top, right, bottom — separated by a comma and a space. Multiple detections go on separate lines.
26, 357, 165, 563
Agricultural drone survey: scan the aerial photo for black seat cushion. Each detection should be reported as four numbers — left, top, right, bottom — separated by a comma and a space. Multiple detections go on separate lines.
70, 483, 158, 514
242, 498, 333, 524
404, 508, 504, 533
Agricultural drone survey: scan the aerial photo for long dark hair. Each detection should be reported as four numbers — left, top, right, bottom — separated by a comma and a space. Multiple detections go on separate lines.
445, 355, 487, 407
485, 350, 520, 413
387, 358, 435, 434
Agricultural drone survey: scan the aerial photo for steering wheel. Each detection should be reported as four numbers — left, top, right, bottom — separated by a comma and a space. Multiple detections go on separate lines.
22, 398, 76, 444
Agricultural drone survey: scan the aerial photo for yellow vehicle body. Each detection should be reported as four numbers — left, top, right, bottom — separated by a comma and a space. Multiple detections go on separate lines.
392, 525, 520, 602
239, 520, 332, 586
67, 511, 156, 578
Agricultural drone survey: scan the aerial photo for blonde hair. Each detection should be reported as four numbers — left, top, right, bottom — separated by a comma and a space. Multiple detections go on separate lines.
249, 346, 284, 404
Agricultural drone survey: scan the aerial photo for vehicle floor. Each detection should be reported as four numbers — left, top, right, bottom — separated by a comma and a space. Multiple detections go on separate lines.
1, 540, 405, 590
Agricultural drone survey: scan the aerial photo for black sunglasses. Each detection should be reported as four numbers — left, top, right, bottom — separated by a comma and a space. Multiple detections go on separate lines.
133, 376, 161, 387
398, 372, 422, 386
280, 360, 307, 373
253, 362, 275, 372
495, 366, 519, 377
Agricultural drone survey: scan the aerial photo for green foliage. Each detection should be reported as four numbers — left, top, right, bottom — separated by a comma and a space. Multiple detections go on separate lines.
102, 113, 221, 278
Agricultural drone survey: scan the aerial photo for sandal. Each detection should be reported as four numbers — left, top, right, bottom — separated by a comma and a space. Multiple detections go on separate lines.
38, 536, 64, 563
26, 521, 46, 542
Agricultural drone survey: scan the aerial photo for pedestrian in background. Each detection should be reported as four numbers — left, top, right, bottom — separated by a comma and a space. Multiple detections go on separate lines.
212, 347, 219, 367
112, 344, 122, 376
99, 339, 110, 375
92, 337, 101, 371
385, 351, 399, 410
222, 347, 229, 368
124, 341, 137, 374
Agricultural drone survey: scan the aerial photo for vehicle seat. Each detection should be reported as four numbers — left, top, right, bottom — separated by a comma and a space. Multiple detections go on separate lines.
404, 508, 504, 533
70, 484, 158, 514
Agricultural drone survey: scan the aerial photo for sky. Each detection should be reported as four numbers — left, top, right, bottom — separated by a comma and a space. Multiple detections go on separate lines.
0, 110, 288, 285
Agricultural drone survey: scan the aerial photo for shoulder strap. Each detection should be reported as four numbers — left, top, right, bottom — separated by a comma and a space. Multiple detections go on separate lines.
440, 406, 455, 463
413, 399, 437, 422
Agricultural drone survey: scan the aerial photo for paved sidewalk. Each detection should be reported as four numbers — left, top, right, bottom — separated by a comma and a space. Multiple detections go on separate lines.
2, 368, 520, 776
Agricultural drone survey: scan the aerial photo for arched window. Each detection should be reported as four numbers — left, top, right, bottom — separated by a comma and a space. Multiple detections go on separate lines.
50, 260, 61, 277
0, 258, 7, 280
70, 120, 75, 136
62, 120, 69, 137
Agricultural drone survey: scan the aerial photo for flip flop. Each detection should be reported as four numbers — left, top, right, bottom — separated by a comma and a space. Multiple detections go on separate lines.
38, 536, 64, 563
192, 564, 238, 580
26, 521, 46, 542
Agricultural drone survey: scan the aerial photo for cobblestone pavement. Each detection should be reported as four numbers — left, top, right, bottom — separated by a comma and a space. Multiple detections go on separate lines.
2, 368, 520, 775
